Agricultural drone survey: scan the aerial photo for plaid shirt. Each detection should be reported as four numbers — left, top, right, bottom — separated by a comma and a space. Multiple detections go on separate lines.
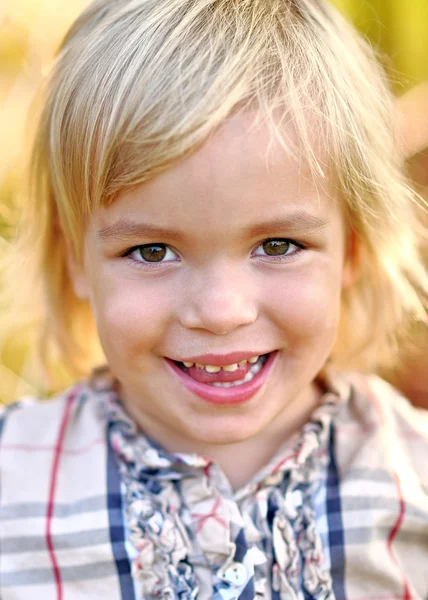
1, 371, 428, 599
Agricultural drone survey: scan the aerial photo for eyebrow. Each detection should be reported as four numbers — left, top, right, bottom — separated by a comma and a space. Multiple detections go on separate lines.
246, 212, 330, 237
97, 221, 186, 243
97, 211, 330, 243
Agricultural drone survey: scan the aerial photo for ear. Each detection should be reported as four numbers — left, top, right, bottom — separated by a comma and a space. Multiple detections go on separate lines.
342, 229, 361, 289
66, 245, 90, 300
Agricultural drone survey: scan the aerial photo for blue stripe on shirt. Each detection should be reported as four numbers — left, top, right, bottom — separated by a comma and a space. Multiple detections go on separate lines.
0, 409, 6, 442
0, 402, 21, 442
239, 578, 255, 600
326, 423, 346, 600
106, 428, 136, 600
234, 529, 255, 599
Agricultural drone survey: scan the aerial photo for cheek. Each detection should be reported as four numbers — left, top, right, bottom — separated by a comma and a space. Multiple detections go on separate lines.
88, 274, 176, 353
263, 267, 343, 339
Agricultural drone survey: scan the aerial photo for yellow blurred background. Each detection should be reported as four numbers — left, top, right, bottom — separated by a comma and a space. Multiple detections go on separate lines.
1, 0, 428, 404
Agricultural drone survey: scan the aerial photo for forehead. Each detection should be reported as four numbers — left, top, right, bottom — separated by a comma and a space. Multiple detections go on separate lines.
160, 111, 324, 194
92, 111, 338, 237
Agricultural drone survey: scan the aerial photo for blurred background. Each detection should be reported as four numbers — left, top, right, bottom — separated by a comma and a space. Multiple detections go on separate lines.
1, 0, 428, 404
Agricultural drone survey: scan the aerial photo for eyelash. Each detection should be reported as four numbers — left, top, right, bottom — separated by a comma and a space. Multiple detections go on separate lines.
123, 238, 307, 268
253, 238, 307, 262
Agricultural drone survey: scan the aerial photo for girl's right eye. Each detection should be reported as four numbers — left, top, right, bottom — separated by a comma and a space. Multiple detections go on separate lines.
126, 243, 179, 264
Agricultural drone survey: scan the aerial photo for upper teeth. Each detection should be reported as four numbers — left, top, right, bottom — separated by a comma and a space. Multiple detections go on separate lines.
182, 356, 260, 371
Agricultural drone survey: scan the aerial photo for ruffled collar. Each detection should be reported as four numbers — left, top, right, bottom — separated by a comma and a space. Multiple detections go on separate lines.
93, 368, 348, 600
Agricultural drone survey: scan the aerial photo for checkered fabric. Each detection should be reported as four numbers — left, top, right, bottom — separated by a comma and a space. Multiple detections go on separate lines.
1, 371, 428, 599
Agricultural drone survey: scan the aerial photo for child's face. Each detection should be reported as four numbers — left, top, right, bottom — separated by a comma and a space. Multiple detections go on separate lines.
72, 112, 355, 451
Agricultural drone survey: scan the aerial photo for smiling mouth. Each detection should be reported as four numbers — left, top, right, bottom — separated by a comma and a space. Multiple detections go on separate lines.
166, 351, 277, 405
173, 354, 270, 387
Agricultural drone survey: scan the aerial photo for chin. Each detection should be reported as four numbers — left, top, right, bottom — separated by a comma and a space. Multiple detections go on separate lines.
189, 419, 262, 447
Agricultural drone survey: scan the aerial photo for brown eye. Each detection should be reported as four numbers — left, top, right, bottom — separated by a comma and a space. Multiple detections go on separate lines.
139, 244, 167, 262
128, 243, 179, 265
262, 239, 290, 256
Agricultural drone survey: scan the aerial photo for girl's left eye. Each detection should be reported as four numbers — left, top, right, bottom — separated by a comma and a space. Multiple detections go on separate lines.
253, 238, 303, 258
127, 243, 179, 263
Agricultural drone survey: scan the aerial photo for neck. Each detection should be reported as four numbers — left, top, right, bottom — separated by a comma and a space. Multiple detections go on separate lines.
122, 382, 322, 492
192, 385, 321, 491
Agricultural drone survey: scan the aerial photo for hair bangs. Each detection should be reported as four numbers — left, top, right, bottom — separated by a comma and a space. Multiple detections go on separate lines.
44, 0, 344, 241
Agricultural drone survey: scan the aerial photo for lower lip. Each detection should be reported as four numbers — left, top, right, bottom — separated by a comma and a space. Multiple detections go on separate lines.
165, 351, 278, 405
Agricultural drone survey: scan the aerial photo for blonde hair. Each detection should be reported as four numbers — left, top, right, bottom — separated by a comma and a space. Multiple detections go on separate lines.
4, 0, 428, 383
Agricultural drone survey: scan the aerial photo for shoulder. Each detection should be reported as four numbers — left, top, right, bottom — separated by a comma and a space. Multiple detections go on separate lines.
0, 378, 110, 523
332, 371, 428, 490
0, 379, 105, 453
0, 379, 129, 598
328, 373, 428, 596
337, 371, 428, 431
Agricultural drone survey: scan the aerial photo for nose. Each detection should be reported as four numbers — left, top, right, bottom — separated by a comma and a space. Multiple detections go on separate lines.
179, 266, 258, 335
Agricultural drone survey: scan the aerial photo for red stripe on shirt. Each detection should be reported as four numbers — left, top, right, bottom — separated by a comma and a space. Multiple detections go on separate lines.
388, 472, 411, 600
45, 391, 77, 600
367, 380, 412, 599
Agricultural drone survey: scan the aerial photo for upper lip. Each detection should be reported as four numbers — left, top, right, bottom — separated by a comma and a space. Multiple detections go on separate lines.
169, 350, 274, 366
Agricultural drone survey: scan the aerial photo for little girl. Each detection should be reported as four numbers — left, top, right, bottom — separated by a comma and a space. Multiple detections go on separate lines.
1, 0, 428, 598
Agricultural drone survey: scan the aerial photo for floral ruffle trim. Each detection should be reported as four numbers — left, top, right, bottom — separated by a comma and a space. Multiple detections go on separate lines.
93, 368, 343, 599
